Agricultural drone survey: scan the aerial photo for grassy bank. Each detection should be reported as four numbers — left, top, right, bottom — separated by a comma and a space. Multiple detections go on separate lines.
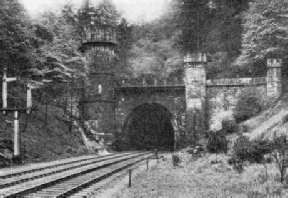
0, 100, 94, 167
114, 153, 287, 198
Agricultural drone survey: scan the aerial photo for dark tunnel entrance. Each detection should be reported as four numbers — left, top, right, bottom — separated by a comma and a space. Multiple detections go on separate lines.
123, 103, 174, 151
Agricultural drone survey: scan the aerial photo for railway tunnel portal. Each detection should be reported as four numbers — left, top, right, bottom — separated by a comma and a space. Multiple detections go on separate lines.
114, 83, 187, 150
121, 102, 175, 151
78, 9, 282, 150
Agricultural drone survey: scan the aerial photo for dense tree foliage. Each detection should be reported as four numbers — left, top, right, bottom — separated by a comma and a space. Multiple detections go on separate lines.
0, 0, 97, 163
4, 0, 288, 85
115, 18, 134, 77
127, 13, 182, 78
128, 0, 253, 79
0, 0, 88, 85
129, 38, 182, 78
236, 0, 288, 76
33, 11, 87, 82
171, 0, 212, 53
233, 89, 263, 123
0, 0, 38, 78
129, 0, 288, 80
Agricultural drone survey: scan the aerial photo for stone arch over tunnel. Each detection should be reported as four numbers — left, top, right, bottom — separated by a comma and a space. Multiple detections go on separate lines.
122, 102, 175, 151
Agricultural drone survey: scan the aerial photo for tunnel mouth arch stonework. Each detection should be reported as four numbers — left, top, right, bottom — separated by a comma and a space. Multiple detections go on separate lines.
121, 102, 175, 151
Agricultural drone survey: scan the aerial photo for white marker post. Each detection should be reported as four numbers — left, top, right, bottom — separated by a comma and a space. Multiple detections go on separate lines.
27, 84, 32, 114
2, 73, 7, 113
14, 111, 20, 156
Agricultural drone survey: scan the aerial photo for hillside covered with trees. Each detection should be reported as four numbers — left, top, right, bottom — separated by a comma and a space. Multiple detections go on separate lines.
0, 0, 133, 165
128, 0, 288, 81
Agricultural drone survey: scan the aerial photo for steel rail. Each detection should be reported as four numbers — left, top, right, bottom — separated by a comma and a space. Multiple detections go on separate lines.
0, 152, 133, 189
28, 153, 153, 197
0, 154, 114, 179
70, 154, 153, 197
0, 152, 151, 197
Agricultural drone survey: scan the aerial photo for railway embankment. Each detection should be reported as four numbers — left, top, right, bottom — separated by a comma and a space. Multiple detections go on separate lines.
243, 93, 288, 140
110, 152, 288, 197
0, 101, 96, 167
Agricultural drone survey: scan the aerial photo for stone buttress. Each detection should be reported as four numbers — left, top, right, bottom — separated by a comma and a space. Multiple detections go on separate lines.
184, 53, 207, 144
267, 58, 282, 101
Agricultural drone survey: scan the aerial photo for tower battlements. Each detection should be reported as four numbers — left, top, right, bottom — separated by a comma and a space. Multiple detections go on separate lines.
267, 58, 282, 68
184, 53, 207, 63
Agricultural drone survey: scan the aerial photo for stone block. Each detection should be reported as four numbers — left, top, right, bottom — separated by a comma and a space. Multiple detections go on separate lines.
184, 53, 207, 63
267, 58, 282, 68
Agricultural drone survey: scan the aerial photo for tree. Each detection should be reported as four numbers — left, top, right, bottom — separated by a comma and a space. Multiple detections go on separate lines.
171, 0, 213, 53
169, 0, 251, 78
0, 0, 39, 77
115, 18, 134, 78
33, 10, 87, 82
129, 38, 182, 78
125, 11, 183, 79
235, 0, 288, 71
206, 1, 250, 57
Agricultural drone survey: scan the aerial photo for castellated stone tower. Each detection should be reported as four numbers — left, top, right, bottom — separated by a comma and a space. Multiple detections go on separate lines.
79, 9, 117, 145
184, 53, 207, 144
267, 58, 282, 100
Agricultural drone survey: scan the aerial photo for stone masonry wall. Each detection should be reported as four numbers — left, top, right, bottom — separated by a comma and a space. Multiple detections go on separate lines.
206, 77, 267, 131
114, 88, 186, 146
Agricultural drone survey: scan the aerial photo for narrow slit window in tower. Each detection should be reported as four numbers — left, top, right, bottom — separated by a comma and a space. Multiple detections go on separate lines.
98, 85, 102, 94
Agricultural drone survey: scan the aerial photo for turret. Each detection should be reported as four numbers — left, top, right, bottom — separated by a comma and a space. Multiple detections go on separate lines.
79, 2, 117, 144
267, 58, 282, 101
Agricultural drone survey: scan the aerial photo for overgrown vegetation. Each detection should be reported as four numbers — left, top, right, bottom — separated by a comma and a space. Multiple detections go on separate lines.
127, 0, 288, 80
206, 130, 228, 155
221, 119, 238, 134
271, 134, 288, 183
229, 135, 271, 171
234, 90, 263, 123
0, 0, 132, 165
228, 133, 288, 185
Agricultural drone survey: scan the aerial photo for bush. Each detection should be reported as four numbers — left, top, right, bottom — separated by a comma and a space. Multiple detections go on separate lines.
172, 154, 181, 166
271, 134, 288, 183
222, 119, 238, 134
234, 90, 263, 123
232, 135, 271, 164
229, 135, 272, 173
206, 130, 228, 154
110, 139, 129, 151
240, 124, 250, 134
227, 157, 244, 173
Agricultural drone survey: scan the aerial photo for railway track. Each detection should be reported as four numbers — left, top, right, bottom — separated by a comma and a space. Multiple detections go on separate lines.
0, 151, 153, 197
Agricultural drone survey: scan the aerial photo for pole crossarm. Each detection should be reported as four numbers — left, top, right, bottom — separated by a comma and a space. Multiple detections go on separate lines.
0, 108, 36, 113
